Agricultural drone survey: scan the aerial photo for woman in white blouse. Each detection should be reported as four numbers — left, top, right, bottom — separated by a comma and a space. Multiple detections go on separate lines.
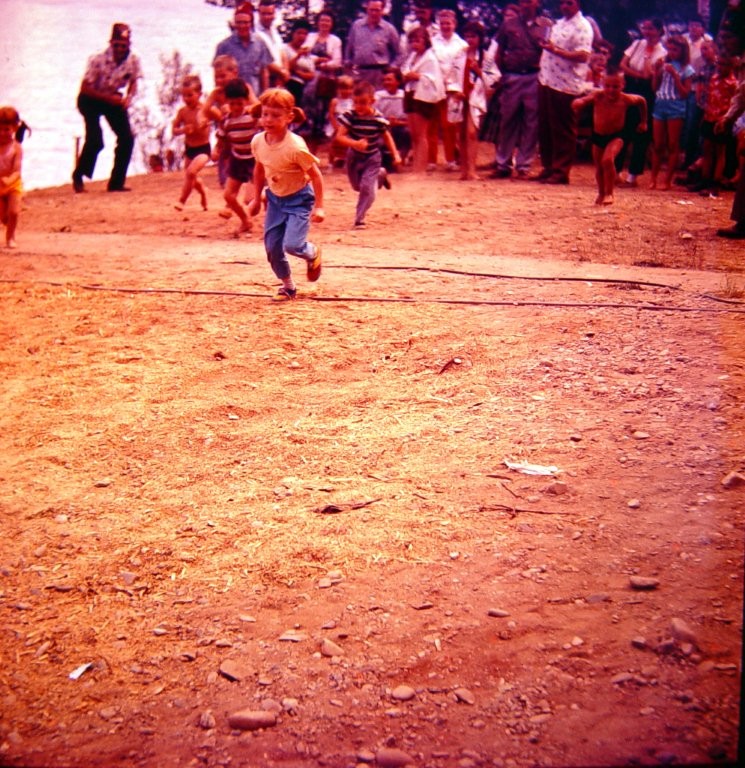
401, 26, 445, 173
304, 10, 343, 148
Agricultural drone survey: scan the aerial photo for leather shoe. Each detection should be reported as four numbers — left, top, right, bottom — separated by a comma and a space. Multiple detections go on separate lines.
72, 172, 85, 193
544, 173, 569, 185
528, 169, 552, 181
107, 186, 132, 192
717, 225, 745, 239
490, 168, 512, 179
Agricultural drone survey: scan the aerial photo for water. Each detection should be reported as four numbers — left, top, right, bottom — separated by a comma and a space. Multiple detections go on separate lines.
0, 0, 235, 190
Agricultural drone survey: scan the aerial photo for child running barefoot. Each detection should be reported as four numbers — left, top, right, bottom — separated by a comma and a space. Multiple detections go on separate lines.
572, 67, 648, 205
248, 88, 324, 301
172, 75, 211, 211
0, 106, 23, 248
214, 78, 258, 236
335, 80, 400, 228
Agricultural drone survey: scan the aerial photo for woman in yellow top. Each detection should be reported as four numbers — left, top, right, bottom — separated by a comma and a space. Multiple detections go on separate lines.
248, 88, 324, 301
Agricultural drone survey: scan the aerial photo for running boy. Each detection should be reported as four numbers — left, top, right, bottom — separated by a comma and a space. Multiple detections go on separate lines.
172, 75, 211, 211
247, 88, 324, 301
203, 55, 241, 191
213, 78, 258, 235
0, 106, 23, 248
572, 67, 648, 205
335, 80, 401, 228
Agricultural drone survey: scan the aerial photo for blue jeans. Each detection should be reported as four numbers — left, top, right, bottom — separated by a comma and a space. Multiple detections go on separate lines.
264, 185, 316, 280
347, 148, 381, 225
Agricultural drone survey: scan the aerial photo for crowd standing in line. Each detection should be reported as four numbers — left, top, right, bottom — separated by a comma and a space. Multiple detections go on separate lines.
53, 0, 745, 262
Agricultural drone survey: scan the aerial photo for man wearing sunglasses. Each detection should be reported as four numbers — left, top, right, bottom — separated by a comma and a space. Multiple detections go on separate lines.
72, 23, 142, 193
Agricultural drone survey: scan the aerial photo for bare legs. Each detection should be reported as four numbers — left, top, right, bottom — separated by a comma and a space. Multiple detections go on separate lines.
592, 139, 624, 205
651, 117, 684, 190
175, 154, 209, 211
0, 192, 20, 247
459, 108, 480, 181
408, 112, 430, 173
223, 178, 252, 233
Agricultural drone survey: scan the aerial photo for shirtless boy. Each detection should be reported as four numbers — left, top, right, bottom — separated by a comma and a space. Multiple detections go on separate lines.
573, 67, 648, 205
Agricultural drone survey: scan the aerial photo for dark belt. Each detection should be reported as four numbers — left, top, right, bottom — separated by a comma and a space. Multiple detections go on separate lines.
504, 68, 539, 75
357, 63, 387, 70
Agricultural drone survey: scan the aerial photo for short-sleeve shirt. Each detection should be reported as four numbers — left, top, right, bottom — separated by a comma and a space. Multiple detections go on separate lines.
214, 34, 273, 96
538, 12, 593, 96
623, 39, 666, 75
374, 88, 406, 122
251, 130, 318, 197
655, 61, 695, 102
703, 73, 739, 121
338, 108, 390, 155
345, 18, 400, 69
83, 46, 142, 94
218, 113, 259, 160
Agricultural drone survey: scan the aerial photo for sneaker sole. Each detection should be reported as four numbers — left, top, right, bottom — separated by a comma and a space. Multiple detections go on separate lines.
307, 246, 322, 282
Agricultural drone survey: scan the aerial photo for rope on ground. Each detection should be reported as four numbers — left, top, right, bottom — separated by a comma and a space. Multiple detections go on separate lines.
2, 277, 745, 313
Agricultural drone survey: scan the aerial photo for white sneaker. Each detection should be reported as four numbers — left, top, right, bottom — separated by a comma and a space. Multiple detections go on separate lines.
445, 161, 459, 172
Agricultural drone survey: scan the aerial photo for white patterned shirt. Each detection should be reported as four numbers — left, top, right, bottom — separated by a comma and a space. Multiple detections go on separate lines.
538, 13, 593, 96
82, 46, 142, 95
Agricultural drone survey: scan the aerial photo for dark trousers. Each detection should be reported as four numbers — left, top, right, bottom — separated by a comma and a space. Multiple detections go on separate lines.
622, 78, 654, 176
75, 93, 134, 190
537, 84, 577, 180
732, 157, 745, 225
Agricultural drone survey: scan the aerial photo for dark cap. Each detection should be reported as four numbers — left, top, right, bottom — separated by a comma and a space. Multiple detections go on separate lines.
110, 23, 131, 44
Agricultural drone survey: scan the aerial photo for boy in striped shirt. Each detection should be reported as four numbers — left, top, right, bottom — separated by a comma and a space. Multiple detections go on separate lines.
214, 78, 258, 234
335, 80, 401, 228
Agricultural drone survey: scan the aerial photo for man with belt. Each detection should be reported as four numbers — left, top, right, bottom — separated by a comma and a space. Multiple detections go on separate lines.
494, 0, 550, 178
72, 23, 142, 193
345, 0, 400, 90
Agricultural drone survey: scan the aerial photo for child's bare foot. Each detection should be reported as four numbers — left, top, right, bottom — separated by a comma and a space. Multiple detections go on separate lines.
7, 239, 18, 249
660, 182, 671, 191
601, 195, 614, 205
594, 194, 603, 205
174, 202, 185, 211
218, 208, 232, 219
649, 180, 657, 190
460, 173, 481, 181
200, 192, 208, 211
235, 220, 252, 236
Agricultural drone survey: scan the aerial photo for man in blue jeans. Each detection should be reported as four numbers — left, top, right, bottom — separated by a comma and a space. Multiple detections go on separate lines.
72, 23, 142, 193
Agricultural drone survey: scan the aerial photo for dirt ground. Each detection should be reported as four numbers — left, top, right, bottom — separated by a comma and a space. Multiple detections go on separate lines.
0, 156, 743, 768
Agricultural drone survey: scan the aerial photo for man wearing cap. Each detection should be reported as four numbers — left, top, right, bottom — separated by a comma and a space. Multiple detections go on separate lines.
72, 23, 142, 193
214, 3, 273, 96
345, 0, 401, 89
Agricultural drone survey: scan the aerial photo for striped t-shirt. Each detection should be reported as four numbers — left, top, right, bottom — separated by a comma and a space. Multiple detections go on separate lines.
218, 113, 259, 160
656, 61, 694, 102
337, 108, 390, 155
